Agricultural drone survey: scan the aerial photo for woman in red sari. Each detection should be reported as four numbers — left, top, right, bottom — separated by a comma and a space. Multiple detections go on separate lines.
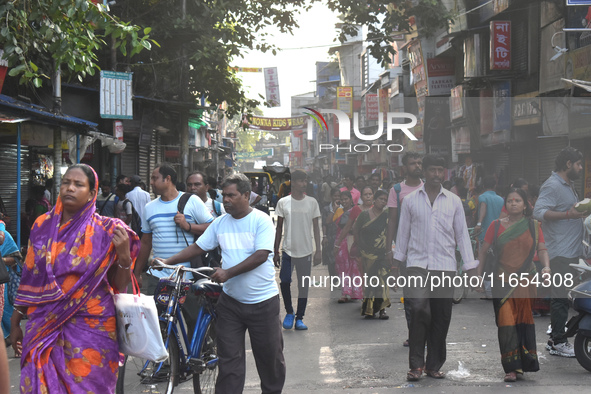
10, 164, 140, 393
477, 188, 549, 383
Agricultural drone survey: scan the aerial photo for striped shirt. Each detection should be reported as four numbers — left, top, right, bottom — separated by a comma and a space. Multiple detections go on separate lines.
142, 192, 214, 278
394, 185, 478, 271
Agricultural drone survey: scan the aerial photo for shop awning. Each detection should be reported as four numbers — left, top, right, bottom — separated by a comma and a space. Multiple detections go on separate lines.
561, 78, 591, 92
0, 94, 97, 131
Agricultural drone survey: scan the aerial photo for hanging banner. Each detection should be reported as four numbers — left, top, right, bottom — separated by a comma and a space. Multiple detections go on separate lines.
229, 67, 263, 72
264, 67, 280, 107
490, 21, 511, 70
236, 149, 273, 159
336, 86, 353, 117
247, 115, 306, 131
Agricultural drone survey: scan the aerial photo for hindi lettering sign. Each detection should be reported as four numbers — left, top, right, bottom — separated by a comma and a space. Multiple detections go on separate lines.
337, 87, 353, 117
236, 149, 274, 160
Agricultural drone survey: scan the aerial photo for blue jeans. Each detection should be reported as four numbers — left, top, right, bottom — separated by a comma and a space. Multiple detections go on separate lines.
279, 252, 311, 320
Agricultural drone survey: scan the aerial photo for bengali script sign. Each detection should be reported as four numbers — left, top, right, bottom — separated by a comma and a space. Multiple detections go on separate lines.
248, 116, 307, 131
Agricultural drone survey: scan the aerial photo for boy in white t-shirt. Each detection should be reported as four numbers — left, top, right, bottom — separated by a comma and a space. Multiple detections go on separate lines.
274, 170, 321, 331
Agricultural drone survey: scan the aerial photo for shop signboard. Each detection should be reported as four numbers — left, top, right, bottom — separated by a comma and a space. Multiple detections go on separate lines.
490, 21, 511, 70
235, 149, 273, 160
264, 67, 280, 107
493, 81, 511, 132
336, 86, 353, 117
450, 85, 464, 120
365, 94, 379, 121
100, 71, 133, 119
247, 115, 306, 131
426, 58, 455, 96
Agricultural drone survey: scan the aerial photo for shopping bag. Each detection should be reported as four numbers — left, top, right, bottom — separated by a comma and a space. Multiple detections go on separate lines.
7, 263, 21, 305
114, 275, 168, 362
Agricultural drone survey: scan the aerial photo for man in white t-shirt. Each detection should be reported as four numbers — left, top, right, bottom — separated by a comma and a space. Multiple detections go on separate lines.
385, 152, 423, 348
126, 174, 151, 221
133, 163, 213, 331
274, 170, 321, 331
160, 173, 285, 393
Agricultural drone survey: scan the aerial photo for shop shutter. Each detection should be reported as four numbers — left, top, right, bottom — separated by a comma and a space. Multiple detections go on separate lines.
138, 145, 149, 185
537, 137, 568, 185
523, 144, 539, 187
149, 133, 161, 196
0, 144, 30, 237
494, 149, 510, 186
121, 135, 139, 177
509, 145, 524, 184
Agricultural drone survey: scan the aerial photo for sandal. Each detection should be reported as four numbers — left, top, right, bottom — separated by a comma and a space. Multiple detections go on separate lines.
407, 368, 422, 381
378, 310, 389, 320
364, 314, 376, 319
425, 370, 445, 379
504, 372, 517, 382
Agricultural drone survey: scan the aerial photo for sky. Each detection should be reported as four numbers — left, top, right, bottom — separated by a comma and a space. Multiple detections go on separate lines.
235, 3, 341, 118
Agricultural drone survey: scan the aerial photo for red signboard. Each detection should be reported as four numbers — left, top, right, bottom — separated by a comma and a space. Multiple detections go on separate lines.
490, 21, 511, 70
366, 94, 379, 121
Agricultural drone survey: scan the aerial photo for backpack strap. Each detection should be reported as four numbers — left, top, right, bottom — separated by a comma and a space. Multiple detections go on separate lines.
98, 193, 114, 215
177, 192, 192, 214
213, 200, 222, 217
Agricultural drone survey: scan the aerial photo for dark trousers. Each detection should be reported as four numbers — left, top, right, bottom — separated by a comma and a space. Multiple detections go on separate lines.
405, 267, 454, 371
279, 252, 312, 320
215, 292, 285, 394
401, 265, 412, 331
550, 256, 578, 344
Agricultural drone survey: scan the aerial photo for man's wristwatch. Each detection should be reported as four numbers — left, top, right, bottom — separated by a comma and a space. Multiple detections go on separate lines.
476, 222, 482, 226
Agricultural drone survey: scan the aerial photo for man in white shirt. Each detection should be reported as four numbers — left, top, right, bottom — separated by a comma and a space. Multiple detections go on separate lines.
394, 154, 477, 382
186, 171, 225, 218
126, 175, 151, 222
160, 173, 285, 393
274, 170, 321, 331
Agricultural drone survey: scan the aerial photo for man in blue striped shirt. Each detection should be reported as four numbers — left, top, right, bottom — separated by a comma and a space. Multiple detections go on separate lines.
133, 163, 213, 331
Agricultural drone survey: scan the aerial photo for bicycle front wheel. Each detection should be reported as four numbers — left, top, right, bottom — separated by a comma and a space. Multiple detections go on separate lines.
117, 322, 180, 394
193, 322, 218, 394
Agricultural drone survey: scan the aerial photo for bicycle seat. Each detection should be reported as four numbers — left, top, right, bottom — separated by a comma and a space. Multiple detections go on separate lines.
192, 278, 223, 299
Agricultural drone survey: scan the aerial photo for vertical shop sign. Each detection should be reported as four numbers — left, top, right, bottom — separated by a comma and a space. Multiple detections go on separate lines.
336, 87, 353, 117
490, 21, 511, 70
365, 94, 379, 121
264, 67, 281, 107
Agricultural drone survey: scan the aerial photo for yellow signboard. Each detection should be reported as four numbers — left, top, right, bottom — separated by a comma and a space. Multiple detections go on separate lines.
229, 67, 263, 73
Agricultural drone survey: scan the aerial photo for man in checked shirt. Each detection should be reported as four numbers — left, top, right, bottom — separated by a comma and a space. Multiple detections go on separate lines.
393, 154, 478, 382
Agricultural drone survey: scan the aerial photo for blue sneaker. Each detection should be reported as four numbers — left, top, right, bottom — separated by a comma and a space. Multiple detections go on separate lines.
295, 319, 308, 330
283, 314, 295, 329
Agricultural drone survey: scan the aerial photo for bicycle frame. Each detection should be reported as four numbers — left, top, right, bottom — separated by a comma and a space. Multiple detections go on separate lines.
141, 264, 217, 377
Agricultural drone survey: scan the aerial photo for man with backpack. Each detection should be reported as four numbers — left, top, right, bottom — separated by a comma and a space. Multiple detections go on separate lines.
114, 183, 143, 238
133, 163, 213, 332
186, 171, 225, 218
385, 152, 423, 348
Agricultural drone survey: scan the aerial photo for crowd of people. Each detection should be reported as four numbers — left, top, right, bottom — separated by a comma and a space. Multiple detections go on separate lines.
2, 146, 589, 392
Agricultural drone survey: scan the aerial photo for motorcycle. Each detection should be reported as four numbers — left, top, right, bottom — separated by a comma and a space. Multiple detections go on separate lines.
565, 258, 591, 372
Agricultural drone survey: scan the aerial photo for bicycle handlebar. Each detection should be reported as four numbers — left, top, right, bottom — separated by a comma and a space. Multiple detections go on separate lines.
150, 259, 215, 279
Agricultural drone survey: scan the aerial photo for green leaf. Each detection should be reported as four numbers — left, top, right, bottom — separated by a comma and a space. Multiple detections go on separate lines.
33, 78, 42, 88
143, 27, 151, 35
29, 61, 38, 72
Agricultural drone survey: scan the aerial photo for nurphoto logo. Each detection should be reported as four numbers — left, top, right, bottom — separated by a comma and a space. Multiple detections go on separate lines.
303, 107, 418, 153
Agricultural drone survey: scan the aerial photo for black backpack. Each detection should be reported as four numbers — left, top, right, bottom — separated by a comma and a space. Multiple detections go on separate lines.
122, 199, 142, 237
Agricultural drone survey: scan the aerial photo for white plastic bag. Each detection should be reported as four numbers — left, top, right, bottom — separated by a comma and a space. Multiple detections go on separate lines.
114, 277, 168, 362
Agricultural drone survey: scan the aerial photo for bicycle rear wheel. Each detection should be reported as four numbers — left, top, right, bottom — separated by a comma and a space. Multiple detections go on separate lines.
193, 322, 218, 394
116, 322, 180, 394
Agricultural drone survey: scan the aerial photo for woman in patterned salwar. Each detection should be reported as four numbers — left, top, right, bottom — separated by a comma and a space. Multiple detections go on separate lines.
10, 164, 140, 393
477, 188, 549, 383
353, 190, 391, 320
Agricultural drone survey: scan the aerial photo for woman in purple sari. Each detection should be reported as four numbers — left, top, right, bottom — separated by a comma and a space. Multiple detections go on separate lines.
10, 164, 140, 393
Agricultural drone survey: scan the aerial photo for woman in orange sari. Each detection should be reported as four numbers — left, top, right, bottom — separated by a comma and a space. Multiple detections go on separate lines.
10, 164, 140, 393
477, 188, 549, 383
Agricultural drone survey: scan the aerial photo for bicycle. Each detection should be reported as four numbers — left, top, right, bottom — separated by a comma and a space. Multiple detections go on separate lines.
116, 261, 222, 394
452, 227, 478, 304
